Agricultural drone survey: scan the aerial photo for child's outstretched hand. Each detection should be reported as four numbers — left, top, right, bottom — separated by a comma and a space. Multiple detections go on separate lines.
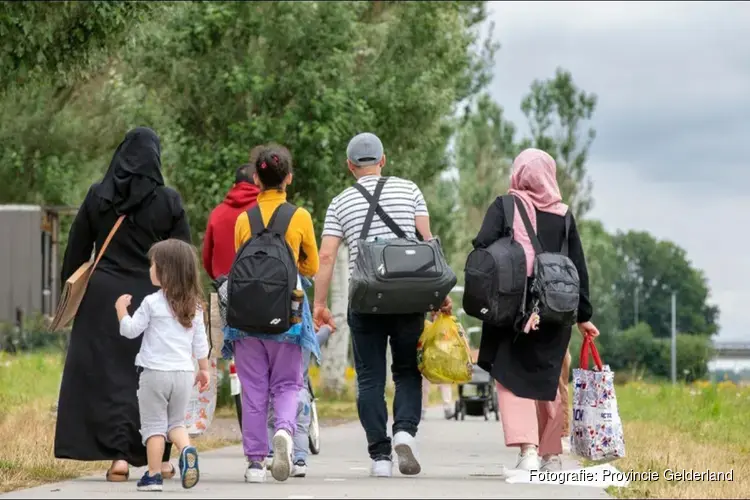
195, 369, 210, 392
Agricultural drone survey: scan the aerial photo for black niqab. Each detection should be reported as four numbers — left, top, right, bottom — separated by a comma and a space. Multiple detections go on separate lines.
95, 127, 165, 215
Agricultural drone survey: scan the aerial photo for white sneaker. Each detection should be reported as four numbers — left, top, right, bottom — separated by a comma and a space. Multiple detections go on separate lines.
245, 462, 266, 483
291, 460, 307, 478
270, 429, 293, 482
370, 458, 393, 477
264, 455, 273, 470
393, 431, 421, 475
516, 447, 541, 471
541, 455, 562, 472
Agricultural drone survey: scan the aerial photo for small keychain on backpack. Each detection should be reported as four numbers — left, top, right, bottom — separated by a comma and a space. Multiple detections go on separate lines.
523, 301, 541, 334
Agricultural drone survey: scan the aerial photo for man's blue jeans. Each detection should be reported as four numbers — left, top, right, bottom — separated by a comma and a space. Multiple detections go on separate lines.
348, 309, 424, 460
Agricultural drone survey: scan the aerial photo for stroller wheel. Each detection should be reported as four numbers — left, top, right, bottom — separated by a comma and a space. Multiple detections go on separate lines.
454, 401, 460, 421
483, 405, 489, 421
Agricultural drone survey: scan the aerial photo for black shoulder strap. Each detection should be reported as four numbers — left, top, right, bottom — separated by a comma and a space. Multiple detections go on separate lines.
353, 178, 407, 240
512, 196, 544, 255
247, 205, 265, 236
561, 211, 571, 256
267, 202, 298, 237
501, 195, 515, 236
356, 178, 387, 240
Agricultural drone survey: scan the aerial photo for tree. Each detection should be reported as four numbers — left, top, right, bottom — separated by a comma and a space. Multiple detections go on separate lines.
421, 175, 460, 266
612, 230, 720, 337
519, 68, 597, 219
577, 219, 624, 336
0, 1, 168, 207
0, 1, 161, 93
321, 247, 351, 397
125, 1, 496, 243
453, 93, 518, 263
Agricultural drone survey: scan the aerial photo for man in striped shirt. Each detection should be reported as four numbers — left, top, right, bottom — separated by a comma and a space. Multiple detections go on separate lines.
313, 132, 450, 478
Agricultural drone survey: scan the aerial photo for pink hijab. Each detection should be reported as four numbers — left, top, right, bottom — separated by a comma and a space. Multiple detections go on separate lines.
507, 148, 568, 276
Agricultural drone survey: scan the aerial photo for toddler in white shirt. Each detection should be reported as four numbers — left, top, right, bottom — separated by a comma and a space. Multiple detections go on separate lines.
116, 238, 210, 492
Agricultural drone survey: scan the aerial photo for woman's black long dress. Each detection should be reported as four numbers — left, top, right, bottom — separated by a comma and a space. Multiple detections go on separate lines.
54, 129, 191, 466
475, 196, 593, 402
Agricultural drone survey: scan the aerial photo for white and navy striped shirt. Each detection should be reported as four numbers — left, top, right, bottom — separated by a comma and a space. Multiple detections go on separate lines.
322, 175, 429, 272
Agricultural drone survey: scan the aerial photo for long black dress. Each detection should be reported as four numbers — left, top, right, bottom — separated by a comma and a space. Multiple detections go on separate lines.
475, 196, 593, 402
54, 128, 191, 467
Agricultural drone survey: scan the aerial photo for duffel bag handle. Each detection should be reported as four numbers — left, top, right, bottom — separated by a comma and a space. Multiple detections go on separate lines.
579, 335, 604, 371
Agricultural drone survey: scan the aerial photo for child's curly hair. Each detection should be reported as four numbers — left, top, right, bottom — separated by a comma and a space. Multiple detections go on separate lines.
148, 239, 205, 328
255, 144, 293, 189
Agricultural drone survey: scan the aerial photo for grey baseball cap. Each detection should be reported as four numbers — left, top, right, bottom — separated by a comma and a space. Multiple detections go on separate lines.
346, 132, 384, 167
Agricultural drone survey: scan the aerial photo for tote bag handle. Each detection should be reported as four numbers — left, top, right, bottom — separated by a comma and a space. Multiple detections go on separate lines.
579, 336, 604, 371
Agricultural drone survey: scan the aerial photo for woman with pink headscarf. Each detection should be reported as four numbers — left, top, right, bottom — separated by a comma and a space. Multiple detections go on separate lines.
473, 148, 599, 472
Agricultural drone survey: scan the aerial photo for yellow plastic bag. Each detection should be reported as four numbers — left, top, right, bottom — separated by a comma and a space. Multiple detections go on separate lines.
417, 313, 473, 384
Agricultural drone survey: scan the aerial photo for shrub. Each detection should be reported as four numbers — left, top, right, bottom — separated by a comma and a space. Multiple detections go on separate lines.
568, 323, 713, 382
0, 314, 67, 354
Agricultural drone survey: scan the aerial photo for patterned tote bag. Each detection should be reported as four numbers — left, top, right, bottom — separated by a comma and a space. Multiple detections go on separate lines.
570, 336, 626, 461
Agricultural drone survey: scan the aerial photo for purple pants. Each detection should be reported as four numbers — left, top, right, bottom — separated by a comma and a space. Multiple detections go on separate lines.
234, 337, 303, 462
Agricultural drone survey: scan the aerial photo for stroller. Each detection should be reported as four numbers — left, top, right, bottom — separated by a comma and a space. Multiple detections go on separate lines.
454, 364, 499, 421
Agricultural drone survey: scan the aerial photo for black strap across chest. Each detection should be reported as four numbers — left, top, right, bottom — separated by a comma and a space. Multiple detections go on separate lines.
353, 177, 407, 240
512, 196, 571, 256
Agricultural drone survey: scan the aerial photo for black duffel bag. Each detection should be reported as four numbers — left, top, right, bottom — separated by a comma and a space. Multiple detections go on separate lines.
348, 177, 457, 315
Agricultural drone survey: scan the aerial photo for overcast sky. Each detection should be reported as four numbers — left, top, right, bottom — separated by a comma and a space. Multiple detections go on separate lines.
484, 1, 750, 341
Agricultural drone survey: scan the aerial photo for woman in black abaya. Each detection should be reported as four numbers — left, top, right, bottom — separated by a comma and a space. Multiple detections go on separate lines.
54, 127, 191, 481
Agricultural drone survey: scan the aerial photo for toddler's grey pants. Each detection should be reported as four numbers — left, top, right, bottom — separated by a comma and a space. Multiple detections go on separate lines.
137, 368, 194, 445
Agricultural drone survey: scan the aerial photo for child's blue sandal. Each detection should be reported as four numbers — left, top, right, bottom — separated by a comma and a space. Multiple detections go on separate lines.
179, 446, 200, 489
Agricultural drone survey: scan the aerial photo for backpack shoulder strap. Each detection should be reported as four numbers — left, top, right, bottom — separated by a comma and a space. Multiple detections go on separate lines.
500, 195, 515, 236
267, 202, 299, 237
247, 205, 265, 237
353, 177, 407, 240
561, 210, 572, 256
512, 196, 544, 255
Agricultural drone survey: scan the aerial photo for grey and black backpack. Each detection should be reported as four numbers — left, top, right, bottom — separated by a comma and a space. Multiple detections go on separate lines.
226, 203, 299, 334
514, 197, 580, 328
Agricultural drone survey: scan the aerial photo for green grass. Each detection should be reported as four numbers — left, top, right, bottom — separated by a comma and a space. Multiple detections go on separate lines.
608, 381, 749, 499
0, 351, 64, 416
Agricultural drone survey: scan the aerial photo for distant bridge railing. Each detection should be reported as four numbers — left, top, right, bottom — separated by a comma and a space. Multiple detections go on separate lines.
713, 341, 750, 358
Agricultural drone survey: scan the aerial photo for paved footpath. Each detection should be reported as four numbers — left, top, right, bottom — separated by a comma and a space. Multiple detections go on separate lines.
2, 408, 610, 499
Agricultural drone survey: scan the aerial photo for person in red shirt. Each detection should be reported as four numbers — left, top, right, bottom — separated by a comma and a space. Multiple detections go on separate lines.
202, 163, 261, 279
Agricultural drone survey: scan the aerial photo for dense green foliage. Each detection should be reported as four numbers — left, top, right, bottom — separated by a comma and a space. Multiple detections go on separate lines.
121, 1, 494, 240
0, 1, 161, 90
1, 1, 495, 242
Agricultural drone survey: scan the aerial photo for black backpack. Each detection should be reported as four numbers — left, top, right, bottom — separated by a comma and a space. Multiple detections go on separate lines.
514, 197, 580, 328
463, 195, 527, 327
226, 203, 299, 334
